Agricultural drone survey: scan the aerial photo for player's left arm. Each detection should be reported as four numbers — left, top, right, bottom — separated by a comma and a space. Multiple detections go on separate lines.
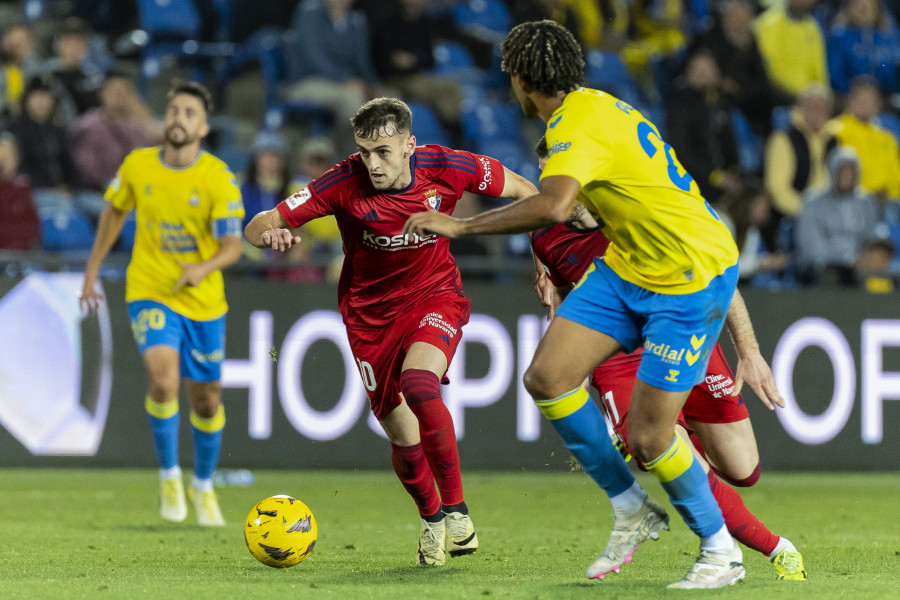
173, 235, 243, 293
726, 289, 784, 409
499, 166, 538, 201
404, 175, 581, 238
173, 170, 245, 292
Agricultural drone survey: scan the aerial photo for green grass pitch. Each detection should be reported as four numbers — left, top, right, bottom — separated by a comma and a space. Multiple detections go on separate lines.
1, 469, 897, 599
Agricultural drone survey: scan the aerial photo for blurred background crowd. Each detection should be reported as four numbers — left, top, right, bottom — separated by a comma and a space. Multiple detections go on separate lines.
1, 0, 899, 292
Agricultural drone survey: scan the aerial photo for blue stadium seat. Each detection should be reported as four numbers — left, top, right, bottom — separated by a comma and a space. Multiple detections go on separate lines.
136, 0, 235, 95
461, 101, 525, 147
731, 109, 764, 173
584, 50, 642, 106
431, 41, 485, 87
235, 29, 332, 134
41, 212, 95, 252
453, 0, 512, 39
408, 102, 453, 147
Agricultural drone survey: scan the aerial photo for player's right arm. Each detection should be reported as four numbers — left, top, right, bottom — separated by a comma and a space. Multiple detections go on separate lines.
244, 208, 301, 252
80, 202, 129, 312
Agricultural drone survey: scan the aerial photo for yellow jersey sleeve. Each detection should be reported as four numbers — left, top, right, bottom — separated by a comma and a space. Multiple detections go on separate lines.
209, 166, 245, 239
540, 88, 738, 294
105, 153, 137, 211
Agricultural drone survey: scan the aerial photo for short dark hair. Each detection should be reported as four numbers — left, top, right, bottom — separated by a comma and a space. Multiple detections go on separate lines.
501, 20, 584, 97
350, 97, 412, 140
534, 135, 548, 159
166, 80, 213, 114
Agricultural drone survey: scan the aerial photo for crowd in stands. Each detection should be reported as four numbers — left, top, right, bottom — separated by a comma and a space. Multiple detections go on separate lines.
1, 0, 900, 292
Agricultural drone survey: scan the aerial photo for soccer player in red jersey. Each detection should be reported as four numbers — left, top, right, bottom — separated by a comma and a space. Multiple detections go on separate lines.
245, 98, 539, 566
529, 136, 807, 581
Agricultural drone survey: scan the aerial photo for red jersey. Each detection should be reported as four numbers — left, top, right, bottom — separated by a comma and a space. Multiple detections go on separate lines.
530, 223, 637, 368
530, 223, 609, 287
277, 145, 505, 329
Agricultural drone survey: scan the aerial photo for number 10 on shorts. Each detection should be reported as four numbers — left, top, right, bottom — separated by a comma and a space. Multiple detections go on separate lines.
356, 358, 377, 391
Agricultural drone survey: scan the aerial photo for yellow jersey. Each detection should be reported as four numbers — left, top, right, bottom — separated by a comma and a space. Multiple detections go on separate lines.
540, 88, 738, 294
106, 147, 244, 320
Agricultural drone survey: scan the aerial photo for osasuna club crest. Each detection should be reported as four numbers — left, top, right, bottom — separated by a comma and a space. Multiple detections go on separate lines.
423, 189, 441, 211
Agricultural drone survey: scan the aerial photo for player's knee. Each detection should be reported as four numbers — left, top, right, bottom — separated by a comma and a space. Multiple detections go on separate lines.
190, 382, 221, 418
716, 463, 760, 487
523, 365, 554, 399
399, 369, 440, 406
627, 428, 668, 464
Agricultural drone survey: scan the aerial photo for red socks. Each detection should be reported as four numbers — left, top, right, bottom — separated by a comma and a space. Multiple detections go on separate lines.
400, 369, 465, 507
390, 442, 440, 517
707, 469, 779, 555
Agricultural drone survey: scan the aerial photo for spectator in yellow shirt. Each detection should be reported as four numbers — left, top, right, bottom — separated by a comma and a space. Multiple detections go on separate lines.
828, 78, 900, 201
755, 0, 829, 97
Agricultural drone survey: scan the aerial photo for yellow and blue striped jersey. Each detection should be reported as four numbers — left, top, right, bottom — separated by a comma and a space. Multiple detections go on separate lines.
106, 147, 244, 320
540, 88, 738, 294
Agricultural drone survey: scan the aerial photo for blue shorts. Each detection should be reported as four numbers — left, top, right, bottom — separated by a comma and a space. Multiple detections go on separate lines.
556, 259, 739, 392
127, 300, 226, 382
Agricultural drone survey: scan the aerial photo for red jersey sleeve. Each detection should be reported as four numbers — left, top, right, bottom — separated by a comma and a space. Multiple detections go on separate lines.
276, 160, 359, 227
426, 146, 505, 198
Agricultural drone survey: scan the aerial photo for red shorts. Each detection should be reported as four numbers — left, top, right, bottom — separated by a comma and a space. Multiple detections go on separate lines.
346, 294, 470, 420
592, 343, 748, 454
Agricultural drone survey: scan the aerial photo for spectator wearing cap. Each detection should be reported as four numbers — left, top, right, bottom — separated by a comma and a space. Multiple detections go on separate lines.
289, 135, 342, 282
7, 76, 79, 216
827, 77, 900, 201
71, 73, 160, 197
0, 132, 40, 250
795, 146, 879, 286
240, 130, 293, 231
39, 17, 105, 124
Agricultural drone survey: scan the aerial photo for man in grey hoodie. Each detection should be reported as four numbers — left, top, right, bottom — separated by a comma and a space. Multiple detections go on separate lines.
795, 145, 879, 285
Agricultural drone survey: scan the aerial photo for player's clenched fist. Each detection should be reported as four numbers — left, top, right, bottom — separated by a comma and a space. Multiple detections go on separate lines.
261, 229, 302, 252
402, 211, 464, 238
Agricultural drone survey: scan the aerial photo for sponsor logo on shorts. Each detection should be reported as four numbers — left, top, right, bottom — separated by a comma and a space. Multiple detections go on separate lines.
705, 373, 736, 399
420, 313, 457, 337
362, 229, 435, 251
190, 348, 225, 363
645, 333, 707, 367
665, 370, 679, 383
437, 334, 450, 346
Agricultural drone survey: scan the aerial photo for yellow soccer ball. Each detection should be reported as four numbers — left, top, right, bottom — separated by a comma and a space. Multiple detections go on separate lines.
244, 495, 317, 568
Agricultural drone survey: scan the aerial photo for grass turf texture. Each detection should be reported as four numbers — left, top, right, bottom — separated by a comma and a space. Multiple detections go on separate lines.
1, 469, 896, 599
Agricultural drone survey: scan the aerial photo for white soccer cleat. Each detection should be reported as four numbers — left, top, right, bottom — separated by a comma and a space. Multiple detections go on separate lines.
189, 487, 226, 526
160, 477, 188, 523
587, 495, 670, 580
445, 511, 479, 557
667, 541, 745, 589
417, 517, 447, 566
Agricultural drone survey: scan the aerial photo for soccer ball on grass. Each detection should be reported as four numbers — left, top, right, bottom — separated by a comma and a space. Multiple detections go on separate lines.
244, 495, 317, 567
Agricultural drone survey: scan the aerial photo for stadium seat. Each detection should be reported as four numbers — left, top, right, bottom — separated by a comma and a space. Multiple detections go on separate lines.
431, 41, 485, 87
407, 102, 453, 148
40, 212, 95, 252
731, 109, 764, 173
584, 50, 642, 106
136, 0, 235, 96
237, 29, 332, 134
461, 101, 526, 147
452, 0, 512, 40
